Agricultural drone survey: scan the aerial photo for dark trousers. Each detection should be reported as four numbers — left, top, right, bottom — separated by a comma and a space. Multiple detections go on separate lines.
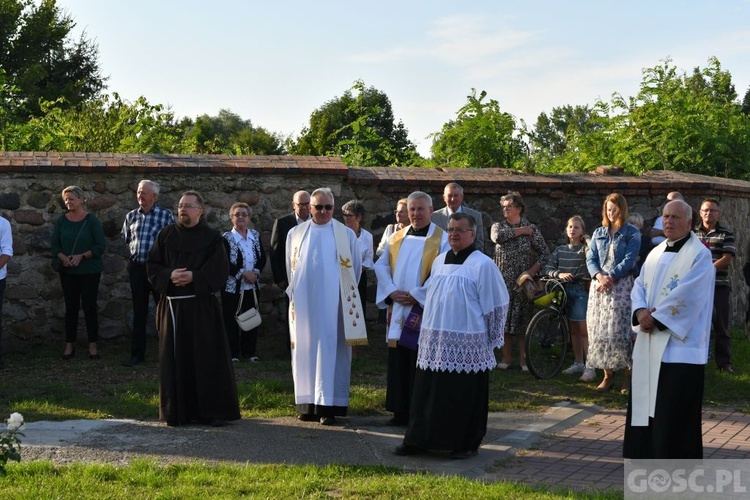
0, 277, 5, 358
712, 285, 732, 367
60, 272, 101, 343
221, 289, 258, 359
358, 271, 367, 321
128, 262, 160, 360
386, 345, 418, 415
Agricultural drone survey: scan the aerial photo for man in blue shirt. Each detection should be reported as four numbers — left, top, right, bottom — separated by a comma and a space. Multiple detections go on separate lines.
121, 180, 175, 366
0, 215, 12, 370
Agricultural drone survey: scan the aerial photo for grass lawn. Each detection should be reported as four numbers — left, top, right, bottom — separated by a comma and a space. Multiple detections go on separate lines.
0, 319, 747, 497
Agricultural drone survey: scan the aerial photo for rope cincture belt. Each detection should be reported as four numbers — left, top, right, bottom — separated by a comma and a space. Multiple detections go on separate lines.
166, 295, 196, 359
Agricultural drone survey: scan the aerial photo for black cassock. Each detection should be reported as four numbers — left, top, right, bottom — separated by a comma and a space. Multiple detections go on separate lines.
148, 220, 241, 425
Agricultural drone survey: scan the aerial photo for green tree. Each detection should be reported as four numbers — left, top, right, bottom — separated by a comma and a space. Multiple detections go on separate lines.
289, 80, 421, 166
180, 109, 284, 155
526, 104, 604, 172
3, 93, 184, 153
742, 86, 750, 115
429, 89, 526, 168
606, 57, 750, 178
0, 0, 105, 119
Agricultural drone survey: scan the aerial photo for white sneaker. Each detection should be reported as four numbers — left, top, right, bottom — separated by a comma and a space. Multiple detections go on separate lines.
496, 362, 510, 370
562, 363, 585, 375
579, 367, 596, 382
520, 365, 529, 372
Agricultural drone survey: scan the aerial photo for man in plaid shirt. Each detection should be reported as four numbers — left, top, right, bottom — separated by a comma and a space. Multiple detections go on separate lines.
121, 180, 175, 366
694, 198, 736, 374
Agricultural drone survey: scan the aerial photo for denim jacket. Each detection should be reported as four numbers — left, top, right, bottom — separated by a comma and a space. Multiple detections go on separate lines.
586, 222, 641, 282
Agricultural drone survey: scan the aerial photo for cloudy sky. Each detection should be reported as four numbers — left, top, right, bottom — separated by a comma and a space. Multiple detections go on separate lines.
57, 0, 750, 156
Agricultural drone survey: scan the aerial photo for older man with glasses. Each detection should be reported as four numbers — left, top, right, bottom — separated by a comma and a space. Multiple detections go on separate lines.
285, 187, 366, 426
395, 213, 509, 459
694, 198, 736, 374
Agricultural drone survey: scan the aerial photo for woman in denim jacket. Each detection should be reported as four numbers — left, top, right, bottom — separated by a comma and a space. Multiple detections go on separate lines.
584, 193, 641, 393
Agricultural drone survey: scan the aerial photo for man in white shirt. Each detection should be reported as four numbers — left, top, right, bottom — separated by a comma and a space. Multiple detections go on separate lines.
0, 215, 12, 370
649, 191, 683, 246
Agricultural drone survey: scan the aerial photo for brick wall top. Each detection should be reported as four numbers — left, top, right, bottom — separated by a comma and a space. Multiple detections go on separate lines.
0, 152, 347, 175
1, 152, 748, 198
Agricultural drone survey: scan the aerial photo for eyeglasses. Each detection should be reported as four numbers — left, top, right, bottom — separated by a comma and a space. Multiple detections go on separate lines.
447, 227, 474, 234
232, 212, 249, 218
501, 204, 517, 210
313, 204, 333, 211
177, 204, 201, 210
700, 208, 719, 213
294, 202, 310, 207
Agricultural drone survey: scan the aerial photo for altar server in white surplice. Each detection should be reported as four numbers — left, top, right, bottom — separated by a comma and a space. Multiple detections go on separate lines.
286, 188, 367, 427
375, 191, 449, 426
623, 200, 715, 459
394, 213, 509, 459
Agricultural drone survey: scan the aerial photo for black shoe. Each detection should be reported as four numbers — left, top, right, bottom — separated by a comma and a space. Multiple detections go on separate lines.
718, 364, 735, 374
121, 357, 144, 367
166, 420, 179, 427
320, 416, 336, 426
62, 349, 76, 360
394, 444, 423, 456
449, 449, 478, 460
387, 413, 409, 426
297, 414, 317, 422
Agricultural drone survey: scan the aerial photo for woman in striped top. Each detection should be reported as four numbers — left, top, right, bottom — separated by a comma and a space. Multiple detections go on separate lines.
542, 215, 591, 379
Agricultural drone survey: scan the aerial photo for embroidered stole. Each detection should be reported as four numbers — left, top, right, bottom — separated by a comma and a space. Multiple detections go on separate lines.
385, 224, 444, 347
631, 233, 703, 426
289, 220, 368, 348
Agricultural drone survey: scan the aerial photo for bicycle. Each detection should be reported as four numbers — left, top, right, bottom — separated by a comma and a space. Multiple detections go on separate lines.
524, 277, 571, 379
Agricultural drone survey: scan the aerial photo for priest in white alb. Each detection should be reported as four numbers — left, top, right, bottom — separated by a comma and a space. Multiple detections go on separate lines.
624, 200, 715, 459
375, 191, 449, 426
394, 213, 509, 459
286, 187, 367, 426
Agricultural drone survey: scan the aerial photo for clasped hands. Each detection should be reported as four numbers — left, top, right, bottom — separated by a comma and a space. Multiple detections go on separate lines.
171, 268, 194, 286
60, 254, 84, 268
595, 273, 615, 293
389, 290, 416, 306
636, 307, 657, 333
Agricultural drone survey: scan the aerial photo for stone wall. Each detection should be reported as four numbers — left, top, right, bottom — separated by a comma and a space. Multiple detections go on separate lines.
1, 152, 748, 350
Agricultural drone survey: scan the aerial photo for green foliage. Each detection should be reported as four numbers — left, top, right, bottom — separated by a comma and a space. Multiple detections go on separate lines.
289, 80, 422, 166
180, 108, 285, 155
1, 93, 184, 153
0, 0, 105, 120
429, 89, 527, 168
527, 57, 750, 179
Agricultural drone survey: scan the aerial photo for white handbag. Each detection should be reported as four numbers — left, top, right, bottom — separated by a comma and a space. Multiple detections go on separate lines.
235, 286, 262, 331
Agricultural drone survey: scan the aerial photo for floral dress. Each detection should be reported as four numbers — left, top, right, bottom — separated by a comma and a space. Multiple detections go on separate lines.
585, 231, 635, 370
491, 217, 550, 337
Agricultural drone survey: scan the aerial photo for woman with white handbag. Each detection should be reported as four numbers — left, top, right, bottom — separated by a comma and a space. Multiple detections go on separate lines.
221, 203, 266, 362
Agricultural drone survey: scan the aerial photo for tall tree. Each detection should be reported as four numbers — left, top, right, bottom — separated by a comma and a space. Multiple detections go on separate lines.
527, 104, 604, 171
0, 0, 106, 119
180, 109, 284, 155
2, 93, 184, 153
742, 86, 750, 115
429, 89, 526, 168
289, 80, 421, 166
606, 57, 750, 178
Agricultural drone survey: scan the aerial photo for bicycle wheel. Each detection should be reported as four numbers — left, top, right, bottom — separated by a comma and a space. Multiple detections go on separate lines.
524, 308, 568, 379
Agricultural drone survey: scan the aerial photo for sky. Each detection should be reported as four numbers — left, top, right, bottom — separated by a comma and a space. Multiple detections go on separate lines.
56, 0, 750, 157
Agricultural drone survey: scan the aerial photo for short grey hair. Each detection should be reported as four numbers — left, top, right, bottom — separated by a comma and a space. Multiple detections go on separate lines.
444, 182, 464, 195
668, 200, 693, 220
407, 191, 433, 208
341, 199, 365, 218
138, 179, 160, 195
311, 187, 335, 205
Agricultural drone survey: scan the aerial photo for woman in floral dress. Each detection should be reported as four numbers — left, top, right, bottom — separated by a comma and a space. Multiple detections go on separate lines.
490, 192, 549, 371
585, 193, 641, 393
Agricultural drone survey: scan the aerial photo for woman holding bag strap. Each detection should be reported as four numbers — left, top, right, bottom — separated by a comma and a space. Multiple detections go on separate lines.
51, 186, 106, 360
221, 202, 266, 362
